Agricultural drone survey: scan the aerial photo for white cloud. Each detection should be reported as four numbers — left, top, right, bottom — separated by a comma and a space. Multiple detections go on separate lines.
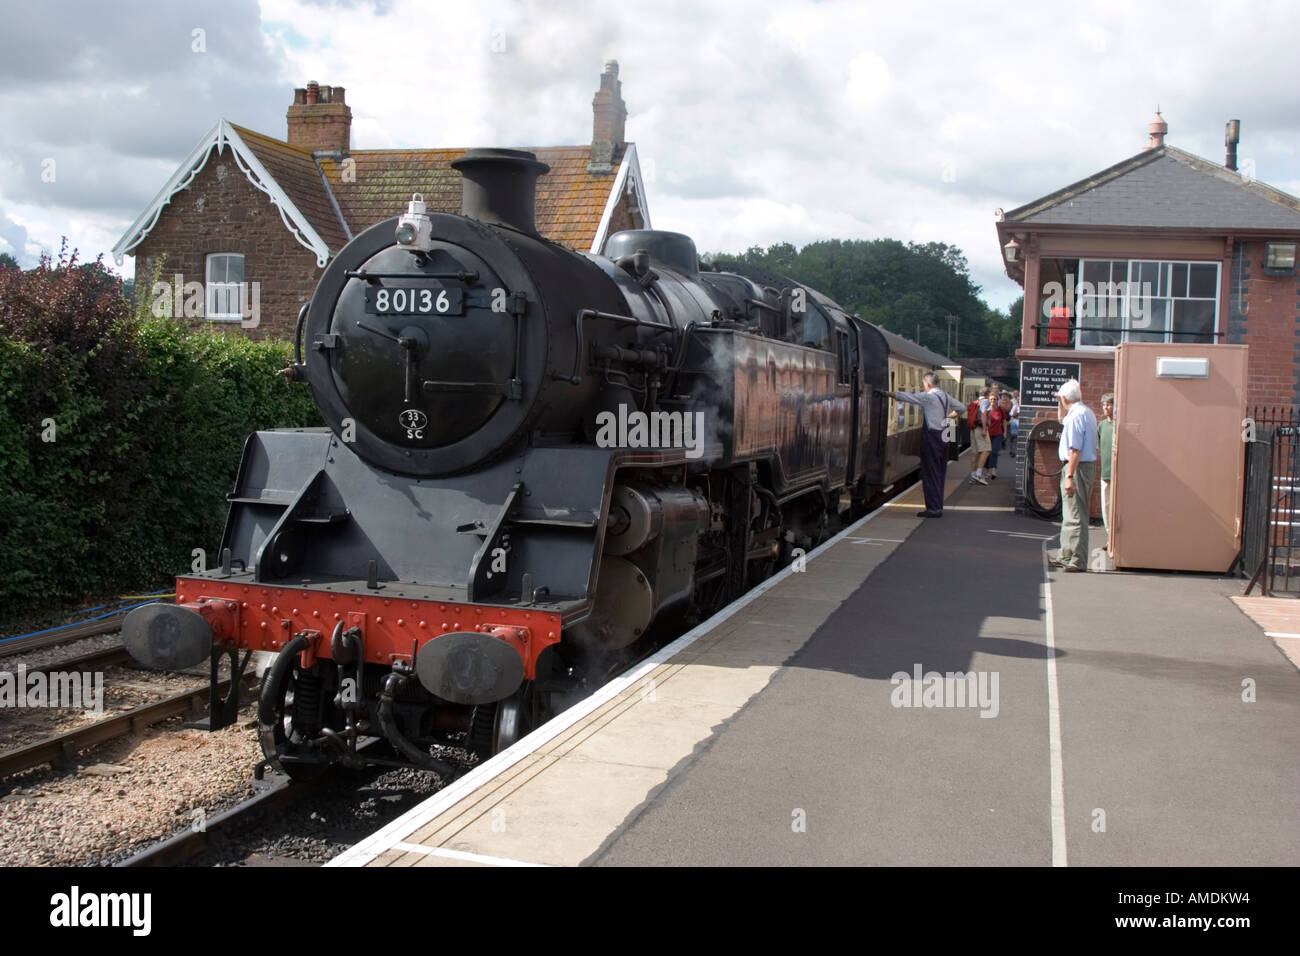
2, 0, 1298, 313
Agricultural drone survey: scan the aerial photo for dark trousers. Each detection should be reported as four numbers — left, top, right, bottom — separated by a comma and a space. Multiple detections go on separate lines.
988, 433, 1003, 469
921, 426, 947, 513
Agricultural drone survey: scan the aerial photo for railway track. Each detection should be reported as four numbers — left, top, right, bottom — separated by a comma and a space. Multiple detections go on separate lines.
0, 617, 125, 659
118, 769, 315, 866
0, 674, 256, 781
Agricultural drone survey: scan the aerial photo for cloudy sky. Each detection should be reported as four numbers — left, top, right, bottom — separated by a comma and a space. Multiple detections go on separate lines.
2, 0, 1298, 309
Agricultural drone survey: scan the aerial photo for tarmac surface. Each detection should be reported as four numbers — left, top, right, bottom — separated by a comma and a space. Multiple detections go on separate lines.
333, 465, 1300, 867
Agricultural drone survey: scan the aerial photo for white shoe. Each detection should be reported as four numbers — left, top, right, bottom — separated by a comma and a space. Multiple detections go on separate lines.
972, 475, 989, 485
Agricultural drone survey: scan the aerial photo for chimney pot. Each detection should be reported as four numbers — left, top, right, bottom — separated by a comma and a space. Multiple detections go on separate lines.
1145, 108, 1168, 150
1225, 119, 1240, 171
288, 81, 352, 154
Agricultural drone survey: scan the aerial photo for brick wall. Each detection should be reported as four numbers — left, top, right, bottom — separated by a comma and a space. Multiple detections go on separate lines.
1234, 239, 1300, 408
603, 188, 646, 237
132, 147, 325, 341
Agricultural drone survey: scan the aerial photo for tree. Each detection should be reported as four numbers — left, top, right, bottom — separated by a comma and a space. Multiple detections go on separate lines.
713, 238, 1016, 358
0, 252, 19, 273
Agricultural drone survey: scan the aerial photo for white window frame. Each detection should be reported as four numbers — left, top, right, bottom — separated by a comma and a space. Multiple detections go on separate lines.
1074, 258, 1220, 350
205, 253, 245, 322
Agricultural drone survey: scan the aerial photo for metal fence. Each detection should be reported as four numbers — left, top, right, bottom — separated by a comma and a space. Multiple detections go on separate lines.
1241, 405, 1300, 596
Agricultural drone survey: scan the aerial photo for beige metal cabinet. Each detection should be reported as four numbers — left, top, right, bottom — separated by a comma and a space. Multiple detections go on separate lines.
1110, 343, 1248, 572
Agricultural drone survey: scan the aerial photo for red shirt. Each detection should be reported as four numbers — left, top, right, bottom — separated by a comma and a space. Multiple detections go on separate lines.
987, 404, 1006, 437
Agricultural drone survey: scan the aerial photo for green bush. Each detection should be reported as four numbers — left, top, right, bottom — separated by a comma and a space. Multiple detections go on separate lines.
0, 250, 320, 628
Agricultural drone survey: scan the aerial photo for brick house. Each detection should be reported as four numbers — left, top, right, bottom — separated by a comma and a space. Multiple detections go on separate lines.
995, 113, 1300, 514
112, 62, 651, 339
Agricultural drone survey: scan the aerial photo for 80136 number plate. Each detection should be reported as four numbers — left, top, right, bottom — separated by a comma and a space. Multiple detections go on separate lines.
365, 286, 464, 316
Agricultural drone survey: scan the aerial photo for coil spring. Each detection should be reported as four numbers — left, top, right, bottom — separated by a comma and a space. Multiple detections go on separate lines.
293, 669, 324, 738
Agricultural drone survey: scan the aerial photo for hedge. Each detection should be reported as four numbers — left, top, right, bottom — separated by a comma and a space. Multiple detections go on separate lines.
0, 252, 320, 628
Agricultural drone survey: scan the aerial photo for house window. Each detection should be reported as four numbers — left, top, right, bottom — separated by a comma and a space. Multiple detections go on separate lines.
206, 254, 245, 322
1076, 259, 1220, 348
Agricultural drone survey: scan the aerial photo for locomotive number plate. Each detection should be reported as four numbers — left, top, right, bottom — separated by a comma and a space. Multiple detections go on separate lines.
365, 286, 464, 316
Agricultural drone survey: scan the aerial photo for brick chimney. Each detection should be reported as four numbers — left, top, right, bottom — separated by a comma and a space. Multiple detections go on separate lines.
1145, 109, 1167, 150
287, 81, 352, 155
588, 61, 627, 174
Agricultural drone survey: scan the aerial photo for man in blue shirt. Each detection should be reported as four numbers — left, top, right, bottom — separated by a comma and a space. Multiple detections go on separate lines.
1050, 379, 1098, 572
881, 373, 962, 517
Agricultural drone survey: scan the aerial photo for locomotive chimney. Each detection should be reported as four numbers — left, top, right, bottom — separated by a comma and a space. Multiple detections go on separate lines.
451, 148, 550, 234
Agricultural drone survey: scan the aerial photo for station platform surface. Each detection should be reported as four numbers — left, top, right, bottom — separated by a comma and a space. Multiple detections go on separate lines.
331, 462, 1300, 868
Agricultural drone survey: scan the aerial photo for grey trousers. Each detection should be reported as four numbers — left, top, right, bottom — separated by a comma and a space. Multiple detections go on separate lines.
1059, 459, 1096, 569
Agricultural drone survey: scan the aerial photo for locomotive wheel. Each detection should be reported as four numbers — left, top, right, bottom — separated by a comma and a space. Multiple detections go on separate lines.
257, 664, 328, 781
467, 687, 534, 758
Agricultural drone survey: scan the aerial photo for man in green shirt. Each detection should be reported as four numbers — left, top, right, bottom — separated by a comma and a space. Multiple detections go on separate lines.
1098, 392, 1114, 554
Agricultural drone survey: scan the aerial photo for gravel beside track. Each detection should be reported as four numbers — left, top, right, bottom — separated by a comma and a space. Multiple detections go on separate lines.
0, 704, 263, 867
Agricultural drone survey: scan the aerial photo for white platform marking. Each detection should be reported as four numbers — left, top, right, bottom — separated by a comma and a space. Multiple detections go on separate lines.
1041, 539, 1068, 867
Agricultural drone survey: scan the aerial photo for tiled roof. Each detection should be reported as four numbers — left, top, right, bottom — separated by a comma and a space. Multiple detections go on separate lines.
115, 121, 634, 268
1005, 146, 1300, 231
317, 144, 625, 250
232, 124, 351, 251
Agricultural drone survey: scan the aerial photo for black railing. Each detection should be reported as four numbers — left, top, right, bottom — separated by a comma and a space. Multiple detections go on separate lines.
1241, 405, 1300, 595
1033, 321, 1224, 349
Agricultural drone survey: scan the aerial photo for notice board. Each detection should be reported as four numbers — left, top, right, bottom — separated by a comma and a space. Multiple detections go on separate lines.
1020, 361, 1081, 408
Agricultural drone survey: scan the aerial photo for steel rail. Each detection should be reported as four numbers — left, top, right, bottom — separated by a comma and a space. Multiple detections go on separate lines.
0, 675, 256, 780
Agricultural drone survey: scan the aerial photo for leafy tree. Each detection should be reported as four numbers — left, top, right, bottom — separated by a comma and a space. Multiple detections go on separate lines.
0, 252, 19, 273
713, 238, 1019, 358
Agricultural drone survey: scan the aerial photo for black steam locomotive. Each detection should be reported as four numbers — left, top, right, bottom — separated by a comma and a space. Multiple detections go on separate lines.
124, 148, 955, 778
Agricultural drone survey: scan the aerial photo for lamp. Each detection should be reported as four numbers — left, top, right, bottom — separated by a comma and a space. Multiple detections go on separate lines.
1003, 237, 1021, 263
1263, 241, 1297, 274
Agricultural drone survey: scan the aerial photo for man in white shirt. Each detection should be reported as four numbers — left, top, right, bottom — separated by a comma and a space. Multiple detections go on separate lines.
1050, 379, 1099, 572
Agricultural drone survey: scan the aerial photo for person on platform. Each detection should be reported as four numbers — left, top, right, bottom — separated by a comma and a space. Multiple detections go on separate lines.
878, 373, 962, 517
968, 386, 992, 484
1098, 392, 1115, 553
1008, 392, 1020, 455
1050, 379, 1098, 572
986, 389, 1007, 480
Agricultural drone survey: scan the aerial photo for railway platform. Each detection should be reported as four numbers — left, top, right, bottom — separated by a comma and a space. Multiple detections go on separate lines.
330, 466, 1300, 868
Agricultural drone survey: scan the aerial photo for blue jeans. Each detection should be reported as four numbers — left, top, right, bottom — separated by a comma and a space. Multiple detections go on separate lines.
989, 434, 1003, 470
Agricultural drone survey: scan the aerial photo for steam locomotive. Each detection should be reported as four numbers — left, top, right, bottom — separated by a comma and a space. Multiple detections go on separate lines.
123, 148, 967, 778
